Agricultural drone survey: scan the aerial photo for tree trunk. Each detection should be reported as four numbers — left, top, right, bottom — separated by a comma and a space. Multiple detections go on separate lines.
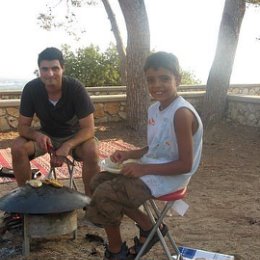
202, 0, 246, 129
101, 0, 127, 85
118, 0, 150, 133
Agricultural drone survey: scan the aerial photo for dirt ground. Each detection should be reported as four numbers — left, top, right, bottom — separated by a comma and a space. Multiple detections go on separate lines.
0, 120, 259, 260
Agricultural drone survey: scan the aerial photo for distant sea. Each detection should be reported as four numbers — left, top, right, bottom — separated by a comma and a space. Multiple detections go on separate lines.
0, 78, 28, 91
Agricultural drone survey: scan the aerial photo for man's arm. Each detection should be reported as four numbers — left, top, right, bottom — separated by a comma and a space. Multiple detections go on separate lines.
18, 115, 52, 152
17, 115, 34, 139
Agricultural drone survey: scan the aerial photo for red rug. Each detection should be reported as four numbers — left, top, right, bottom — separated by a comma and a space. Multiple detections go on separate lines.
0, 139, 137, 184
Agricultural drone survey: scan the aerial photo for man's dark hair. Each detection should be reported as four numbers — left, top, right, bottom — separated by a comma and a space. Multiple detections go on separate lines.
38, 47, 64, 67
144, 51, 181, 81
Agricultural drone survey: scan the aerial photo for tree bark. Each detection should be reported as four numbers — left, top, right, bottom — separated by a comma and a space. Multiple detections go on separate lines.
118, 0, 150, 133
202, 0, 246, 130
101, 0, 127, 85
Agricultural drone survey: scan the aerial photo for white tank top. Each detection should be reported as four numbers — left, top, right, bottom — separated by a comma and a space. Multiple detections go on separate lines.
140, 96, 203, 197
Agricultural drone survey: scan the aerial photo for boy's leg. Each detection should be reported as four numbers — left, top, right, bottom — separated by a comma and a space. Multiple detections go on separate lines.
86, 175, 152, 245
103, 209, 154, 256
86, 175, 152, 226
104, 225, 123, 253
125, 208, 154, 234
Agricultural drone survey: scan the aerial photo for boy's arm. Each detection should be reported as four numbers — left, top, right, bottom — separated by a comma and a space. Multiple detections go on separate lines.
126, 146, 149, 159
111, 146, 148, 163
173, 107, 195, 172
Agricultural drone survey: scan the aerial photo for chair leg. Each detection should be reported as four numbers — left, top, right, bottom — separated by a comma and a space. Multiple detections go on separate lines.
67, 160, 78, 190
135, 200, 183, 260
150, 200, 182, 257
48, 167, 57, 179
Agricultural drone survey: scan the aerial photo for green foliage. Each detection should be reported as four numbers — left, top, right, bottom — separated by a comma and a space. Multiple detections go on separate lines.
62, 44, 201, 86
246, 0, 260, 4
62, 43, 121, 86
181, 70, 202, 85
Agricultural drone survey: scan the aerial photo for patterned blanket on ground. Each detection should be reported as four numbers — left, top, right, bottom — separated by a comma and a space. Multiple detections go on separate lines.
0, 139, 137, 184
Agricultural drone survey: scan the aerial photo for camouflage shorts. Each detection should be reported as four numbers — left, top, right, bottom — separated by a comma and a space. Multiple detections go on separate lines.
85, 172, 152, 226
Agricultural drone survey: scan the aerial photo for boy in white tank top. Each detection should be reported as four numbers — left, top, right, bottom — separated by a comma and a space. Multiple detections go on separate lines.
85, 52, 203, 260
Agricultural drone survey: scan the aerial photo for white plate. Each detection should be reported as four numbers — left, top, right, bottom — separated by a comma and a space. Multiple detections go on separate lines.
103, 165, 121, 174
101, 158, 140, 174
101, 158, 122, 174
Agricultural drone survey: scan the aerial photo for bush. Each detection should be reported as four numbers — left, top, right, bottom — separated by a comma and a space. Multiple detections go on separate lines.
62, 43, 121, 86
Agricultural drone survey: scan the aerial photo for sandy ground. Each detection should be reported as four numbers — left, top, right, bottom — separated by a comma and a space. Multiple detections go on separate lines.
0, 120, 259, 260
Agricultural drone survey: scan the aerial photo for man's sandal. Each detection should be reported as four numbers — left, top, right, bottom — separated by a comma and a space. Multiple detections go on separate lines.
103, 242, 128, 260
128, 223, 168, 258
0, 167, 41, 179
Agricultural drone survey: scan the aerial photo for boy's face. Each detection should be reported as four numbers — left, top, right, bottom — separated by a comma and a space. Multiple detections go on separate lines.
145, 67, 179, 108
39, 60, 64, 93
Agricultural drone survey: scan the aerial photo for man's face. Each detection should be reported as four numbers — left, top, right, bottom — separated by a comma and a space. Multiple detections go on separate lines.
39, 60, 64, 93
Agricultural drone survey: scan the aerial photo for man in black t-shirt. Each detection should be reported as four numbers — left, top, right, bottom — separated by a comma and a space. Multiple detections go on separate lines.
11, 47, 99, 196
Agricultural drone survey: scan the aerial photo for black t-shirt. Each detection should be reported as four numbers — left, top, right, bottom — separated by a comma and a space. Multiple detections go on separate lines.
20, 76, 95, 137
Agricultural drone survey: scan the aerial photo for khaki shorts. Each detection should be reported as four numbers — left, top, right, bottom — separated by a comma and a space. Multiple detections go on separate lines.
31, 134, 77, 159
32, 133, 98, 160
85, 172, 152, 226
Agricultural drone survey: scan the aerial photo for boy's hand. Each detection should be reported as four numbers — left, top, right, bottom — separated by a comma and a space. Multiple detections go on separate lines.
110, 150, 129, 164
121, 162, 145, 178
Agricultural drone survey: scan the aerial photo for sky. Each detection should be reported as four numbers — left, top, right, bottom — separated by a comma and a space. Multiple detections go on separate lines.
0, 0, 259, 84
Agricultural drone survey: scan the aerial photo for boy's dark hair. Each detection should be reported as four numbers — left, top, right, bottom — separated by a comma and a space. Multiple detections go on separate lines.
38, 47, 64, 67
144, 51, 181, 82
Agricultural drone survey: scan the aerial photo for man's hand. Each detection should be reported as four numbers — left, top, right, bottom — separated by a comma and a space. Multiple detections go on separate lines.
55, 142, 73, 158
35, 132, 52, 153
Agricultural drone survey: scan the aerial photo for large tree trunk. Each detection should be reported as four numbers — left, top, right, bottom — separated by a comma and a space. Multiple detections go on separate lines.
118, 0, 150, 133
101, 0, 127, 85
202, 0, 246, 129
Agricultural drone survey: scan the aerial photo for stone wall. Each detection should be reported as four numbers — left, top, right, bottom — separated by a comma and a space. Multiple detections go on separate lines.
0, 85, 259, 131
0, 92, 204, 131
1, 84, 259, 99
226, 95, 260, 127
0, 96, 130, 132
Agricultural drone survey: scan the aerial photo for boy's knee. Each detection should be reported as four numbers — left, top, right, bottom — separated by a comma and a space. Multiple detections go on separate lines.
89, 174, 102, 192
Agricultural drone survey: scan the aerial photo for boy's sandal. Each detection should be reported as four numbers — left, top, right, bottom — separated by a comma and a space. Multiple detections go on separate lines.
128, 223, 168, 258
104, 242, 128, 260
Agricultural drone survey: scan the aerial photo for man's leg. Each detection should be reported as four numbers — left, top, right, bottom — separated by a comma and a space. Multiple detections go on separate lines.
76, 138, 100, 196
11, 137, 36, 186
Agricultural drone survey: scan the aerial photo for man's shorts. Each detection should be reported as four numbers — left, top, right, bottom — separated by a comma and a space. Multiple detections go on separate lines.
31, 133, 98, 160
85, 172, 152, 226
31, 134, 75, 159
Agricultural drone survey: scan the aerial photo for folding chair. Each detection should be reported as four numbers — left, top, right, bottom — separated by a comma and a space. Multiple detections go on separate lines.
135, 187, 187, 260
47, 146, 78, 190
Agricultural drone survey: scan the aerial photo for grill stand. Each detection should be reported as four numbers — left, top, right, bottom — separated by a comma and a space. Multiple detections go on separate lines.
22, 210, 77, 256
